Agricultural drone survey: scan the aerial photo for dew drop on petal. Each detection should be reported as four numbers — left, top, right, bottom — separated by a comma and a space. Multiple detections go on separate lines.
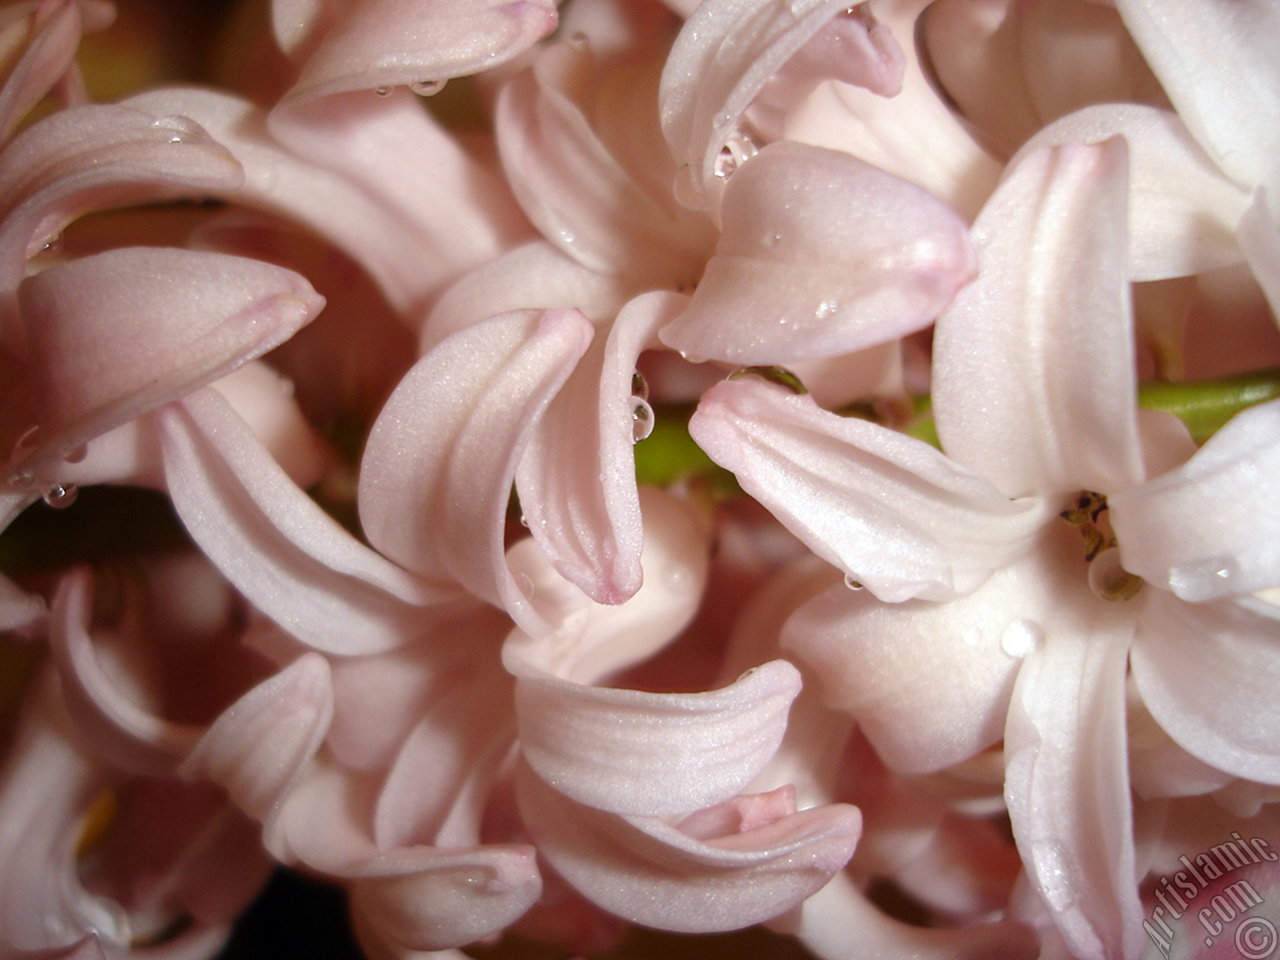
1000, 618, 1043, 659
843, 574, 863, 591
7, 469, 34, 489
64, 444, 88, 464
9, 425, 41, 464
514, 572, 535, 599
374, 86, 391, 97
631, 398, 654, 443
1168, 555, 1238, 602
630, 370, 650, 402
43, 483, 77, 509
409, 79, 446, 96
962, 626, 983, 647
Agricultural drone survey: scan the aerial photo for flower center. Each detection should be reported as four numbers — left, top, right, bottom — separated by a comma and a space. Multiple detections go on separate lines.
1059, 491, 1143, 602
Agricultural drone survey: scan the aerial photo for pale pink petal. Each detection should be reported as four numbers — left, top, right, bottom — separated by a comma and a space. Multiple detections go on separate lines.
660, 0, 895, 215
0, 0, 105, 143
659, 140, 975, 364
123, 87, 526, 316
511, 661, 801, 817
372, 656, 515, 850
271, 0, 330, 58
1011, 105, 1250, 280
0, 104, 242, 351
49, 568, 202, 775
0, 567, 42, 630
517, 760, 861, 932
933, 137, 1144, 501
348, 845, 542, 952
1004, 618, 1144, 960
1109, 398, 1280, 602
1113, 0, 1280, 198
422, 240, 633, 351
503, 486, 711, 685
783, 538, 1077, 774
1239, 188, 1280, 316
358, 308, 593, 631
783, 0, 1001, 222
515, 291, 687, 604
156, 388, 452, 654
179, 653, 333, 821
17, 247, 322, 472
690, 377, 1048, 602
790, 872, 1039, 960
496, 38, 715, 284
1132, 594, 1280, 784
285, 0, 558, 103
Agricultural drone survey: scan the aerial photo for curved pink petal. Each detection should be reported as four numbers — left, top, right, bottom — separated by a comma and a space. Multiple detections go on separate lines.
517, 759, 860, 933
179, 653, 333, 821
782, 0, 1000, 222
496, 37, 715, 283
690, 377, 1048, 602
1109, 398, 1280, 603
17, 247, 322, 473
372, 656, 515, 850
1132, 594, 1280, 785
358, 308, 593, 631
1011, 104, 1250, 281
1003, 617, 1144, 960
422, 240, 633, 351
659, 140, 975, 364
515, 291, 687, 604
503, 486, 711, 685
155, 388, 452, 654
348, 845, 542, 952
0, 0, 108, 143
123, 87, 526, 316
0, 104, 242, 351
783, 538, 1078, 774
512, 660, 800, 817
791, 871, 1039, 960
660, 0, 899, 215
933, 137, 1144, 501
49, 568, 202, 776
1113, 0, 1280, 199
285, 0, 558, 104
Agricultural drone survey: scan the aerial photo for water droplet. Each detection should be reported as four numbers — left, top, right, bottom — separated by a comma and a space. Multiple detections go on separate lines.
557, 229, 576, 245
1000, 618, 1043, 658
962, 626, 983, 647
410, 79, 446, 96
63, 444, 87, 464
631, 398, 654, 442
630, 370, 649, 402
1168, 555, 1238, 602
843, 574, 864, 591
566, 31, 588, 47
762, 232, 782, 247
9, 424, 41, 463
728, 365, 808, 394
664, 565, 693, 593
513, 572, 535, 599
374, 86, 391, 97
38, 234, 62, 255
1088, 547, 1144, 602
43, 482, 77, 509
815, 299, 839, 319
8, 469, 34, 489
518, 514, 529, 528
713, 131, 759, 180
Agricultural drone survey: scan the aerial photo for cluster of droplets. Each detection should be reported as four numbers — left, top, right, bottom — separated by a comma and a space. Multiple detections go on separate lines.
630, 370, 654, 443
5, 426, 80, 509
374, 80, 448, 97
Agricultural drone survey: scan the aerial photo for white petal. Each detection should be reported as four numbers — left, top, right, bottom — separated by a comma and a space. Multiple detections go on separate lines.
1004, 617, 1144, 960
1132, 594, 1280, 784
690, 377, 1047, 602
933, 137, 1143, 500
1110, 398, 1280, 602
